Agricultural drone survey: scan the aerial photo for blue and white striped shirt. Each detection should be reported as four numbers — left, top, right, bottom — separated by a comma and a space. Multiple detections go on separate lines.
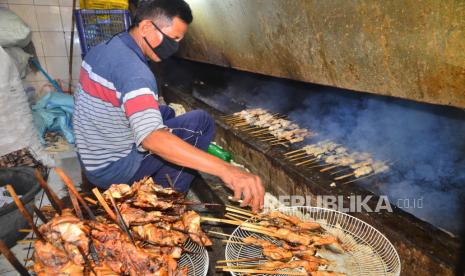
73, 32, 165, 188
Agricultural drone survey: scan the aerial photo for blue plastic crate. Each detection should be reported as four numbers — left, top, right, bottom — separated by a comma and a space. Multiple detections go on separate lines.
75, 9, 131, 58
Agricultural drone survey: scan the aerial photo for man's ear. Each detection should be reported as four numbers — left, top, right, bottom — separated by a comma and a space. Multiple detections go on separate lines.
139, 20, 152, 37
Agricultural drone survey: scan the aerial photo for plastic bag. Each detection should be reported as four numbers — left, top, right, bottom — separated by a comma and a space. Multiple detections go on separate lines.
32, 91, 75, 144
0, 8, 31, 48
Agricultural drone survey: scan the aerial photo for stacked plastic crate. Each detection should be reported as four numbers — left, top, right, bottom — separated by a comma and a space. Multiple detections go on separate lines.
75, 0, 131, 58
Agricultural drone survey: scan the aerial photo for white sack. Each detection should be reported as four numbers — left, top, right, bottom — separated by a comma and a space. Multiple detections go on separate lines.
0, 46, 54, 166
4, 47, 31, 79
0, 8, 32, 48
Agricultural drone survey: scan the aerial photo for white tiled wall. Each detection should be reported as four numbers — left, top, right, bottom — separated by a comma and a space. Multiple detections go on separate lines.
3, 0, 82, 93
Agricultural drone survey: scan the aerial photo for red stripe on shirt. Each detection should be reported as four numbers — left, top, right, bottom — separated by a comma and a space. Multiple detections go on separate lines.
124, 94, 159, 117
80, 67, 119, 107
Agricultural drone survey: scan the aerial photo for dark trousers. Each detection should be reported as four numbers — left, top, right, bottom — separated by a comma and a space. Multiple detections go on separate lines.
129, 106, 215, 193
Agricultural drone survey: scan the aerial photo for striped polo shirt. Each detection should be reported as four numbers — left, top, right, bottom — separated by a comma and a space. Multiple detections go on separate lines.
73, 32, 166, 188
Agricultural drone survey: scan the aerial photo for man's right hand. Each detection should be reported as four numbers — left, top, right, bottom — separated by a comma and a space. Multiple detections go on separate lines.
143, 130, 265, 211
220, 165, 264, 212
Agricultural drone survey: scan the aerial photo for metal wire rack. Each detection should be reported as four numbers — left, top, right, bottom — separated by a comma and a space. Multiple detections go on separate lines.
179, 238, 209, 276
225, 206, 401, 276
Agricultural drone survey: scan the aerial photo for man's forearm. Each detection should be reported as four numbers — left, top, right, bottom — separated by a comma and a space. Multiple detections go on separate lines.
141, 129, 230, 178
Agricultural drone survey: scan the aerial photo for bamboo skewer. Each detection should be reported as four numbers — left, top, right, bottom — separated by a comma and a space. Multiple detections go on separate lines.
234, 122, 251, 127
334, 172, 354, 181
285, 152, 307, 159
69, 192, 83, 219
240, 226, 280, 238
84, 196, 97, 205
225, 207, 253, 217
295, 159, 318, 166
287, 152, 313, 159
260, 137, 282, 142
270, 143, 289, 147
0, 240, 31, 276
35, 168, 64, 214
225, 210, 255, 220
307, 163, 331, 169
239, 123, 255, 128
270, 141, 288, 146
217, 257, 266, 264
226, 119, 245, 124
222, 113, 237, 117
165, 174, 175, 189
284, 149, 305, 156
18, 229, 32, 233
225, 214, 243, 222
250, 129, 269, 135
55, 168, 96, 220
244, 127, 267, 133
331, 161, 371, 176
219, 268, 306, 275
342, 173, 376, 185
216, 264, 259, 269
70, 191, 101, 267
320, 165, 339, 172
181, 201, 223, 207
220, 114, 235, 118
330, 167, 351, 175
229, 118, 245, 122
269, 138, 288, 144
33, 204, 48, 223
225, 204, 254, 215
109, 195, 135, 245
208, 231, 233, 238
253, 133, 272, 138
296, 156, 319, 163
77, 246, 96, 275
200, 217, 269, 233
225, 212, 252, 221
17, 239, 36, 244
242, 126, 259, 131
92, 188, 116, 221
221, 240, 250, 246
288, 155, 311, 162
224, 115, 241, 120
6, 185, 44, 241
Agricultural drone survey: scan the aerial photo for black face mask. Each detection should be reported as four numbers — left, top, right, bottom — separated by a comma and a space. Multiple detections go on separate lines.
143, 22, 179, 60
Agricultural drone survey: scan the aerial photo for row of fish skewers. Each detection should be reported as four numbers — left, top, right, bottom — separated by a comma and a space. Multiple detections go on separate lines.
223, 108, 314, 146
223, 108, 390, 185
284, 140, 390, 184
205, 205, 346, 275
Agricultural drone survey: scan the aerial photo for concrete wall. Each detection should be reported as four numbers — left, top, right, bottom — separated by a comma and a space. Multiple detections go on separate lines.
179, 0, 465, 108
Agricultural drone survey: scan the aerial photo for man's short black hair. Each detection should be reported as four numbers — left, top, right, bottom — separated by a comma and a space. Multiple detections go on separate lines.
133, 0, 193, 27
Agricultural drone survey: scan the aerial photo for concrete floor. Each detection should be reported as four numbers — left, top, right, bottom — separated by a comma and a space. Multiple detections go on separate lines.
0, 148, 82, 275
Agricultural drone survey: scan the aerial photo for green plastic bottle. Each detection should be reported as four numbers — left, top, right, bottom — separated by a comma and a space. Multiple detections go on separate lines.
208, 143, 232, 162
